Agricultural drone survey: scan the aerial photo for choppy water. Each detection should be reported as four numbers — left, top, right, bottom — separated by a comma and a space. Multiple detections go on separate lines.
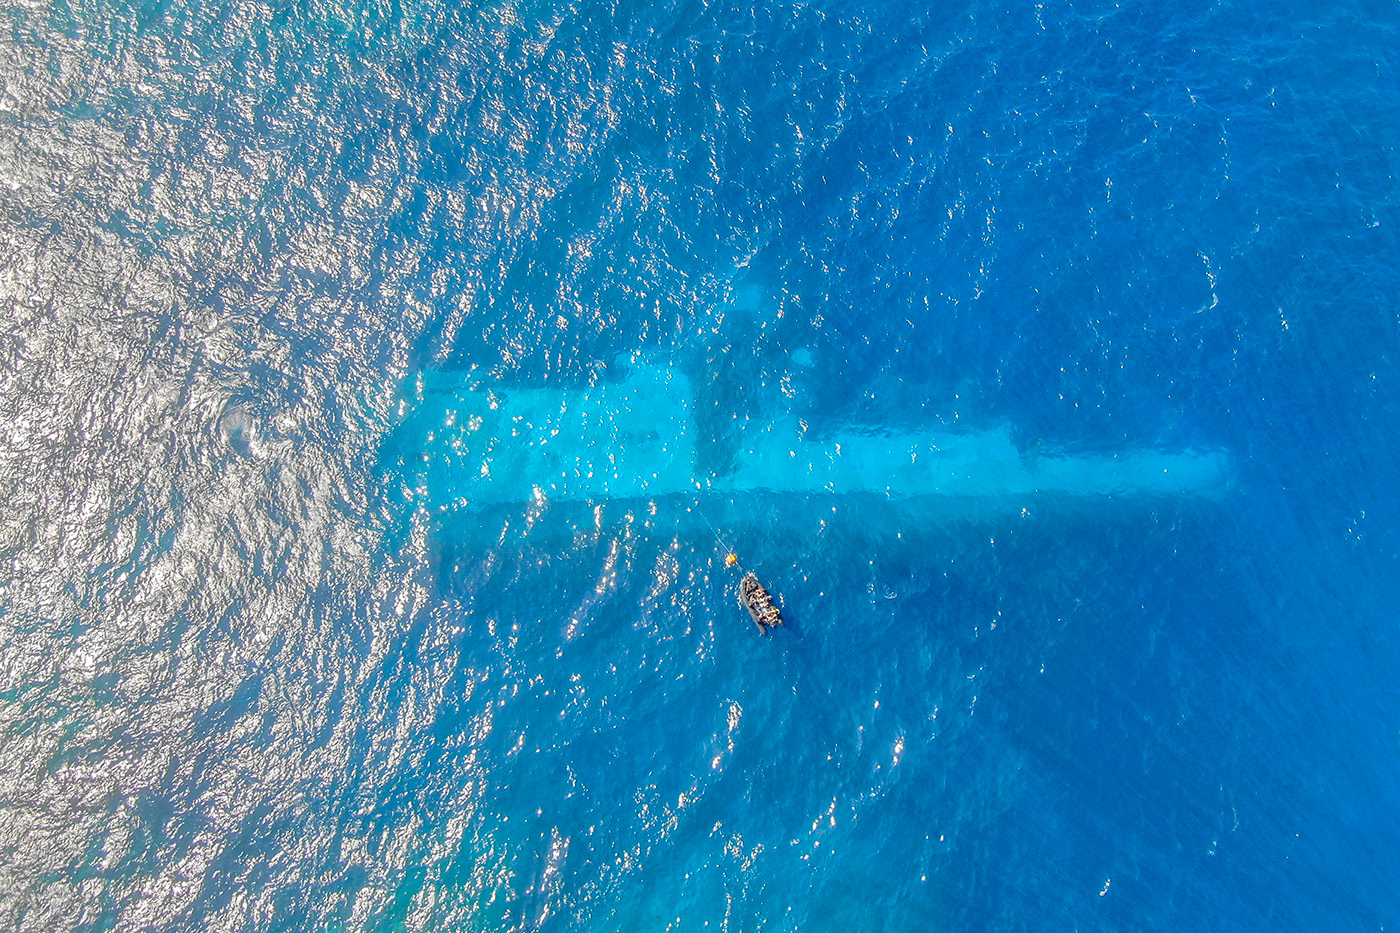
2, 0, 1398, 929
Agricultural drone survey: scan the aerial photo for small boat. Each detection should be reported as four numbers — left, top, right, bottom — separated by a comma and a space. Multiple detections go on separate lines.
738, 572, 783, 633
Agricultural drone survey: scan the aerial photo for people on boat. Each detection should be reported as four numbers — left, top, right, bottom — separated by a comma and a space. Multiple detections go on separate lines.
739, 571, 783, 633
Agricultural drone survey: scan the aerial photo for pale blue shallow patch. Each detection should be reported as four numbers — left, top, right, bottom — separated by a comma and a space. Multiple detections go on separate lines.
386, 357, 1228, 512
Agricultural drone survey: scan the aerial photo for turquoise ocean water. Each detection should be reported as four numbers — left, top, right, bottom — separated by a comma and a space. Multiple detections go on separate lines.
1, 0, 1398, 929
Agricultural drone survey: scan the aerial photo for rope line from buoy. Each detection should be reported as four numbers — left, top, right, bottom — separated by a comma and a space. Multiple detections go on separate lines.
691, 495, 745, 574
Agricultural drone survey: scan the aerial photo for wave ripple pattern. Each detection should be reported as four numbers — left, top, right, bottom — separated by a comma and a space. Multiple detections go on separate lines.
1, 0, 1398, 931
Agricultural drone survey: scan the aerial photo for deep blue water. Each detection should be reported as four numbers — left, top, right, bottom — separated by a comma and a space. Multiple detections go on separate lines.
2, 0, 1399, 929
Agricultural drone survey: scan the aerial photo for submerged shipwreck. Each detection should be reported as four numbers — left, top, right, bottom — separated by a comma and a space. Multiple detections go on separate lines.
382, 357, 1230, 512
384, 356, 1227, 634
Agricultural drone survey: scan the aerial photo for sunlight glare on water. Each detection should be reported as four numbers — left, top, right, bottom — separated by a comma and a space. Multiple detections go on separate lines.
1, 0, 1398, 930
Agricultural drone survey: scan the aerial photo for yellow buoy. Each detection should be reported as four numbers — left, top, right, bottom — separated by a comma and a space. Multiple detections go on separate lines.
725, 553, 739, 567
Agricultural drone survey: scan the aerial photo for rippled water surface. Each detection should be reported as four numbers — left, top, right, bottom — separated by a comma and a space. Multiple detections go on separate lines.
2, 0, 1398, 929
